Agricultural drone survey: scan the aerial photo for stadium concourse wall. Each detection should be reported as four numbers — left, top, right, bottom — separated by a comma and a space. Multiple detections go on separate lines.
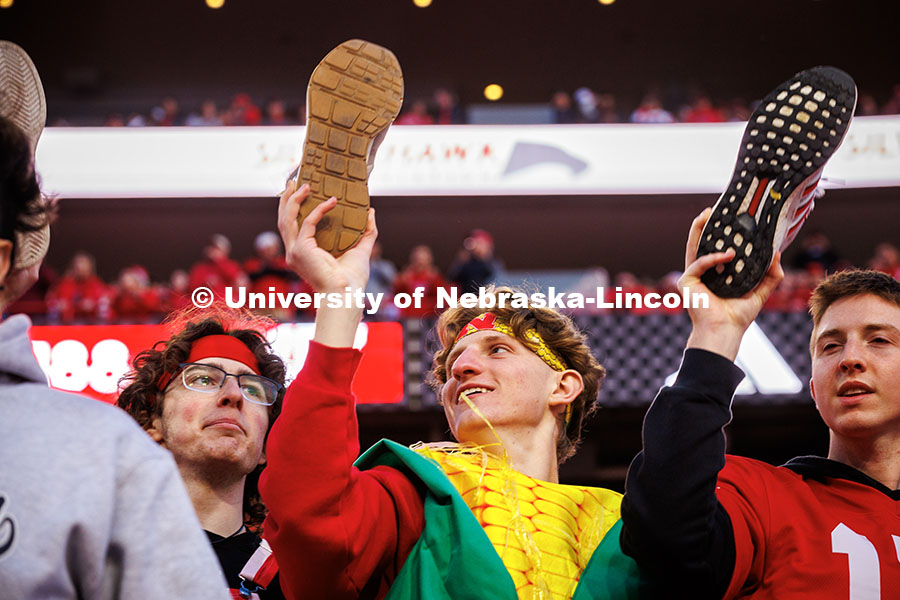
36, 119, 900, 279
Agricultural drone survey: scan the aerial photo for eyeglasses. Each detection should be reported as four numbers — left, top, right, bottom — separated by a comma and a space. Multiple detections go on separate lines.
178, 363, 283, 406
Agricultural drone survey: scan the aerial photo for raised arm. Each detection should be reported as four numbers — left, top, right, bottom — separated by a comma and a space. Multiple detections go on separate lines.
260, 182, 424, 600
620, 208, 783, 598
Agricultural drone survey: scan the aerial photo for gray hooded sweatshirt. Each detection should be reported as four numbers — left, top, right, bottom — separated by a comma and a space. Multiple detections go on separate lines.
0, 314, 230, 599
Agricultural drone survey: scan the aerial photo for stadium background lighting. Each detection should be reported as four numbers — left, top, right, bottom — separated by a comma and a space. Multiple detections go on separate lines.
484, 84, 504, 101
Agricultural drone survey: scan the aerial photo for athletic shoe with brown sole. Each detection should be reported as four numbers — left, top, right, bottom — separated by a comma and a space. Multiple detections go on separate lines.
0, 40, 50, 270
697, 66, 856, 298
295, 39, 403, 256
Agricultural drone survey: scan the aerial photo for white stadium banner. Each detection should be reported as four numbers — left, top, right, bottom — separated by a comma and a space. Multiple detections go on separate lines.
35, 116, 900, 199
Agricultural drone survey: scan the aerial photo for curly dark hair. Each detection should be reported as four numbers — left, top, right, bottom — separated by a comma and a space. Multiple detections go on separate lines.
430, 287, 606, 465
0, 115, 51, 266
117, 306, 286, 530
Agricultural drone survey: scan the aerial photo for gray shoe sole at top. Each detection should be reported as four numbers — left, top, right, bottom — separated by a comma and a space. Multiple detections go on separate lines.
0, 40, 50, 270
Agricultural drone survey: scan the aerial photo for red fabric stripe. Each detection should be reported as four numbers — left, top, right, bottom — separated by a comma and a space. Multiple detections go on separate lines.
787, 203, 814, 239
253, 554, 279, 587
747, 178, 769, 218
803, 181, 819, 196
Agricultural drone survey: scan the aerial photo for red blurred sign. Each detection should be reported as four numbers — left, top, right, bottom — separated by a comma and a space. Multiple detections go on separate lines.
29, 322, 405, 405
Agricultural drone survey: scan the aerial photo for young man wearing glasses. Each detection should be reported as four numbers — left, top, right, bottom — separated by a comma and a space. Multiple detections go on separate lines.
118, 310, 287, 599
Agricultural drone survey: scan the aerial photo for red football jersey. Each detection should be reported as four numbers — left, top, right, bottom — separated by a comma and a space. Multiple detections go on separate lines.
718, 455, 900, 599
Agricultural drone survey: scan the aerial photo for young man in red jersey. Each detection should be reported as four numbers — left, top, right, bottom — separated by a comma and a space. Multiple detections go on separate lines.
622, 213, 900, 598
619, 64, 900, 598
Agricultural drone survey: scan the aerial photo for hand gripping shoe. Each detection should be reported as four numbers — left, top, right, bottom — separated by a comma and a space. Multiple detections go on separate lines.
0, 40, 50, 270
698, 66, 856, 297
295, 40, 403, 256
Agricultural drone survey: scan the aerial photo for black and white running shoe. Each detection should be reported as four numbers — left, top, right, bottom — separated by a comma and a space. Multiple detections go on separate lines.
698, 66, 856, 298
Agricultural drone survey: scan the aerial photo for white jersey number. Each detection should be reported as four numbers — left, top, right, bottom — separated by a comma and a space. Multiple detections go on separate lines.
831, 523, 900, 600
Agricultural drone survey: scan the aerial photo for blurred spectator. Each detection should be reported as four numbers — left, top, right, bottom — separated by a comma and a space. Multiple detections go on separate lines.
431, 88, 465, 124
104, 113, 125, 127
243, 230, 300, 320
569, 267, 610, 314
550, 91, 579, 124
229, 93, 262, 126
48, 252, 111, 322
185, 99, 224, 127
630, 93, 675, 124
152, 95, 183, 126
394, 244, 447, 318
765, 270, 799, 311
4, 263, 57, 318
263, 97, 296, 126
162, 268, 193, 315
868, 242, 900, 279
612, 271, 653, 314
791, 230, 841, 273
765, 267, 823, 312
594, 92, 620, 124
881, 84, 900, 115
126, 112, 148, 127
395, 99, 434, 125
573, 87, 600, 123
447, 229, 502, 295
111, 265, 163, 322
188, 234, 248, 299
681, 94, 725, 123
366, 241, 398, 319
724, 97, 751, 122
654, 271, 684, 313
857, 93, 880, 117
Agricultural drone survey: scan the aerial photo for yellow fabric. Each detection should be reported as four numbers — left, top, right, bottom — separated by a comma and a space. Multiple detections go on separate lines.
414, 445, 622, 600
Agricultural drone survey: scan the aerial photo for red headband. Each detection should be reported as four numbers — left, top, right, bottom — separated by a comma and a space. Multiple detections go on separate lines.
157, 335, 260, 391
454, 312, 500, 342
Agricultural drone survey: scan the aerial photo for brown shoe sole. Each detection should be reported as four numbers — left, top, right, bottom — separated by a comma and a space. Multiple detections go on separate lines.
296, 39, 403, 256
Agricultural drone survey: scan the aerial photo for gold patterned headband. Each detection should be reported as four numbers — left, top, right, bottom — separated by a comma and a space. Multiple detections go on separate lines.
453, 312, 568, 372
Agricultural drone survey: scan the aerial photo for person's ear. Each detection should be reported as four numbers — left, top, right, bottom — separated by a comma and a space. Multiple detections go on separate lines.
548, 369, 583, 416
809, 378, 821, 414
146, 414, 165, 445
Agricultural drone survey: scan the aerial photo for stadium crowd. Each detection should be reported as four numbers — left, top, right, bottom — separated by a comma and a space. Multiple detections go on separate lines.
49, 83, 900, 128
7, 227, 900, 324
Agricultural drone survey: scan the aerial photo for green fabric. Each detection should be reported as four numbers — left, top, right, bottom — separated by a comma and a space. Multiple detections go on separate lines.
572, 521, 647, 600
355, 439, 649, 600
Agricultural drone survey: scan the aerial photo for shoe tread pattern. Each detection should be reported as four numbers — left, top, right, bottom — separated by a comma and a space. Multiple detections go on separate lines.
298, 39, 403, 256
0, 40, 46, 153
698, 66, 856, 297
0, 41, 50, 270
